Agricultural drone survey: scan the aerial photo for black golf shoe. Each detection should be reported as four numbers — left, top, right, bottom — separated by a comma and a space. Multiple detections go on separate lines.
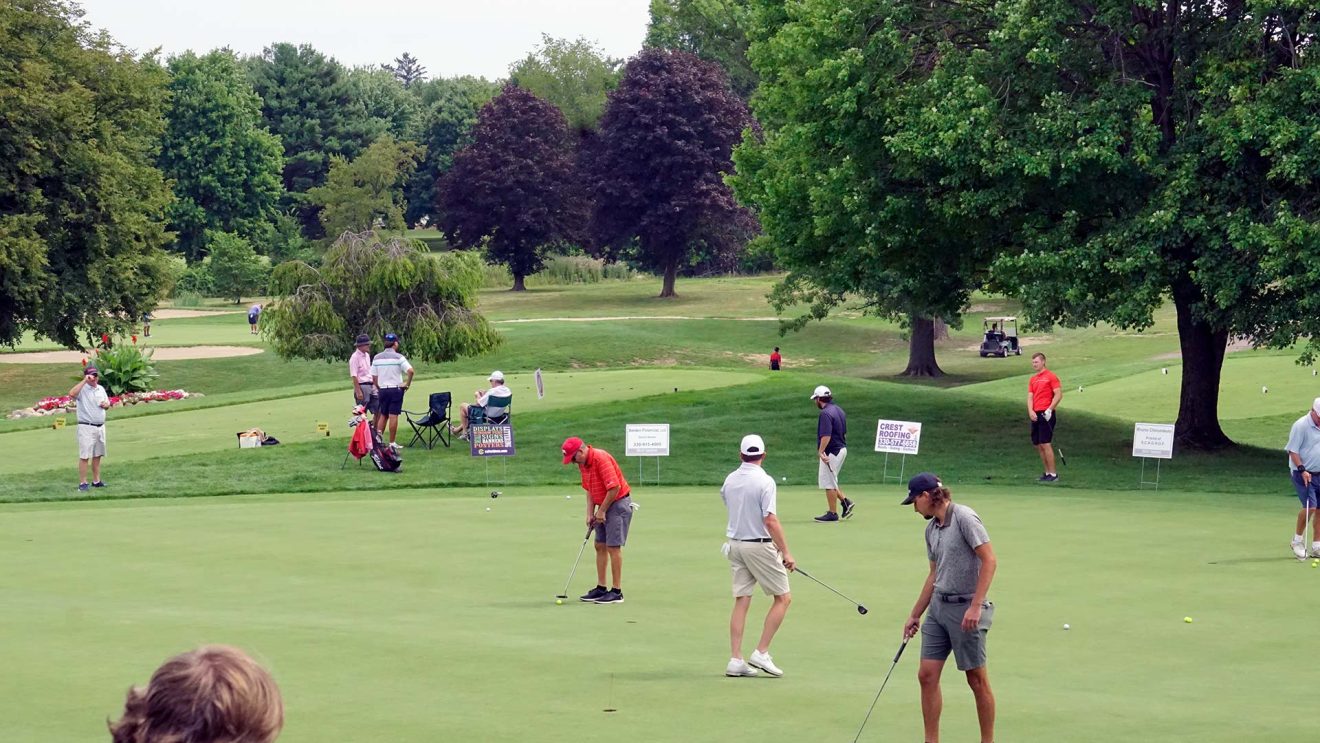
840, 498, 855, 519
579, 585, 608, 602
594, 589, 624, 604
813, 512, 840, 523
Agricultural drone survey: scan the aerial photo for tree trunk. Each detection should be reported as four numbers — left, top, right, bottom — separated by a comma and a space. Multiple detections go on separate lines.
659, 262, 678, 298
1171, 282, 1232, 451
900, 315, 944, 377
511, 273, 526, 291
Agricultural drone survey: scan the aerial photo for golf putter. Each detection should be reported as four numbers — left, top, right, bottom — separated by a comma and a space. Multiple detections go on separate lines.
852, 638, 910, 742
555, 526, 595, 599
1046, 412, 1066, 465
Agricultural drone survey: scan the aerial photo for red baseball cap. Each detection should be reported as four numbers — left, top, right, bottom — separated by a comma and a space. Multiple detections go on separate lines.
561, 437, 584, 464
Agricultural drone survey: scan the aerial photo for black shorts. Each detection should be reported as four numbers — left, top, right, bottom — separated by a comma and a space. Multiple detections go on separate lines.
378, 387, 405, 416
1030, 411, 1056, 445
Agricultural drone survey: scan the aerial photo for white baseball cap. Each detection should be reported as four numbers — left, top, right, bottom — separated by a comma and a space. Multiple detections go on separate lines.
1312, 397, 1320, 415
489, 370, 505, 382
810, 385, 832, 400
740, 434, 766, 456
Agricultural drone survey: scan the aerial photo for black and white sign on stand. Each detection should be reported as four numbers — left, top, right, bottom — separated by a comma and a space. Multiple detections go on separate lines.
874, 419, 922, 482
626, 423, 669, 485
1132, 423, 1174, 489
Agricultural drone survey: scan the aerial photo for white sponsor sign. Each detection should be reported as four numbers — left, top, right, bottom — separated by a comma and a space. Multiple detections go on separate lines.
874, 419, 922, 456
1132, 423, 1175, 460
626, 424, 670, 456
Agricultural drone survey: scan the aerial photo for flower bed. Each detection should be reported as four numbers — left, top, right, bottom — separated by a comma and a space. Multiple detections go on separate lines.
9, 389, 200, 420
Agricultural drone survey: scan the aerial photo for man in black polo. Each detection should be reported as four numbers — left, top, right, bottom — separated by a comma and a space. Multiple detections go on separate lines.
812, 385, 853, 522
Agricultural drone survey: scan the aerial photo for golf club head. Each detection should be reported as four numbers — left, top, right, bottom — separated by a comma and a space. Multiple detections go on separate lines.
555, 594, 568, 599
857, 605, 869, 615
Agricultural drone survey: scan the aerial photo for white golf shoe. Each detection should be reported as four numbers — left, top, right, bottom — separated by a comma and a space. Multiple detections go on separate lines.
748, 649, 783, 677
725, 658, 759, 677
1291, 540, 1306, 560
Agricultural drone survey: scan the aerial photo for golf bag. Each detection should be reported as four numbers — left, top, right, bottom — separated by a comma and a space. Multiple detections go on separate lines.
349, 408, 402, 473
368, 424, 403, 472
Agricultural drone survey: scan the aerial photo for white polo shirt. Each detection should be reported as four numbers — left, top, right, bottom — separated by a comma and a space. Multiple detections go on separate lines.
720, 462, 777, 540
370, 349, 413, 388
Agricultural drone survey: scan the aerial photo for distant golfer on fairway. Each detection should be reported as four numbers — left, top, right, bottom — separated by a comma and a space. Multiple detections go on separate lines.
563, 437, 633, 604
900, 472, 998, 743
721, 434, 795, 678
1027, 352, 1063, 481
811, 385, 853, 522
1285, 397, 1320, 559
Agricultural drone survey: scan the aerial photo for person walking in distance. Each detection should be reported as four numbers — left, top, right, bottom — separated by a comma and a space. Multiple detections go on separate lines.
562, 436, 633, 604
1285, 397, 1320, 559
811, 385, 853, 522
371, 333, 414, 449
349, 334, 379, 428
1027, 352, 1063, 481
721, 434, 795, 678
900, 472, 998, 743
769, 347, 782, 371
71, 365, 111, 492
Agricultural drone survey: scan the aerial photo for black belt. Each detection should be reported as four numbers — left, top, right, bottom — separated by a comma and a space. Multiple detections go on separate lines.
358, 381, 374, 385
937, 593, 975, 604
735, 537, 772, 542
78, 421, 103, 427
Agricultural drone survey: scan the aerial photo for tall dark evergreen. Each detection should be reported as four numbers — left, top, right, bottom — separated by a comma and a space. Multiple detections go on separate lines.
439, 85, 584, 291
0, 0, 174, 348
383, 52, 427, 88
591, 48, 755, 298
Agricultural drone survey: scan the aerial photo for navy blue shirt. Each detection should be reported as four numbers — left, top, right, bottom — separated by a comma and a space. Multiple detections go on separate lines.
817, 402, 847, 455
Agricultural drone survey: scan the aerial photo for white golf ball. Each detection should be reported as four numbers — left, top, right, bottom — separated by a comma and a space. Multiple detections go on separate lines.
781, 476, 787, 482
566, 495, 571, 499
1063, 623, 1070, 630
485, 507, 491, 511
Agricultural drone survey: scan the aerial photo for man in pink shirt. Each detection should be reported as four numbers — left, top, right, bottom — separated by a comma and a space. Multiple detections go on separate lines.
348, 334, 378, 427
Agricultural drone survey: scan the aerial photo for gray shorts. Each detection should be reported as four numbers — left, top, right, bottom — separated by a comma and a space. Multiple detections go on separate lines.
594, 496, 633, 547
921, 593, 994, 671
355, 383, 379, 414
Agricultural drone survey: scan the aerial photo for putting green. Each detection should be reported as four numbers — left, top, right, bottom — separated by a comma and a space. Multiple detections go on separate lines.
0, 369, 759, 475
0, 484, 1304, 742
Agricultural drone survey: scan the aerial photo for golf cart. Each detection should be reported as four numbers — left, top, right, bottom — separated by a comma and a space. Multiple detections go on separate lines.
979, 316, 1021, 357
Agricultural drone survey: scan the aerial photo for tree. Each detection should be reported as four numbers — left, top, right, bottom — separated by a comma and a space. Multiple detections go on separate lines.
383, 52, 427, 88
508, 35, 622, 132
245, 43, 379, 237
731, 0, 1006, 377
0, 0, 174, 349
264, 232, 500, 364
645, 0, 757, 99
439, 85, 584, 291
403, 76, 500, 227
160, 50, 284, 263
592, 48, 756, 298
306, 135, 424, 238
347, 66, 420, 140
207, 231, 268, 304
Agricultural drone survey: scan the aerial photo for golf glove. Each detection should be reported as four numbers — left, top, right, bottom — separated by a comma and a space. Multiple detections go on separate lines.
1043, 410, 1052, 421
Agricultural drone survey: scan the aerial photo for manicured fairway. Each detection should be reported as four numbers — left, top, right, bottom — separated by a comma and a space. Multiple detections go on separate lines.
0, 484, 1307, 742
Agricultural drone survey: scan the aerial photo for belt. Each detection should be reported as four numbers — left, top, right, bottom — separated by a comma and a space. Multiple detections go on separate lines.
937, 593, 975, 604
358, 381, 374, 385
78, 421, 104, 427
378, 386, 400, 389
735, 537, 772, 542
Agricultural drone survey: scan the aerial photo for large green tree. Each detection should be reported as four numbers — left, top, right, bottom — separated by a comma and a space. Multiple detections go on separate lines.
160, 50, 284, 263
440, 85, 585, 291
508, 35, 622, 132
265, 232, 500, 363
347, 66, 419, 140
245, 43, 378, 237
403, 76, 500, 227
207, 231, 268, 305
645, 0, 757, 99
0, 0, 174, 349
307, 135, 424, 238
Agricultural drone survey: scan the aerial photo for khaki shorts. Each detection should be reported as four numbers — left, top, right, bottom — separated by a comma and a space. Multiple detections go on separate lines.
77, 424, 106, 459
817, 448, 847, 489
727, 540, 790, 597
920, 593, 994, 671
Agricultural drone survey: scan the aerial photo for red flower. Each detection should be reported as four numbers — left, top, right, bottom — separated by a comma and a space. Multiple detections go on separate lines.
81, 358, 87, 366
131, 334, 137, 344
101, 333, 110, 345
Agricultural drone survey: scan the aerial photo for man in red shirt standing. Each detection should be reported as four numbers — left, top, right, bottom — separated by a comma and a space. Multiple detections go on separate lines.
563, 437, 634, 604
1027, 352, 1063, 481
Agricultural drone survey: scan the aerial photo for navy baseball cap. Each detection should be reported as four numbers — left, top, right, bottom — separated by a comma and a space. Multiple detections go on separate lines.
901, 472, 941, 505
384, 333, 399, 344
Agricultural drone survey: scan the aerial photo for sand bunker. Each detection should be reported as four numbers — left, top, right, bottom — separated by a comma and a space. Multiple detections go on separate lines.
0, 346, 263, 364
149, 309, 243, 319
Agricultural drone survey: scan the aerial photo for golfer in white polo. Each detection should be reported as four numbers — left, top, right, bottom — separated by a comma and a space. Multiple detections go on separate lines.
721, 433, 795, 678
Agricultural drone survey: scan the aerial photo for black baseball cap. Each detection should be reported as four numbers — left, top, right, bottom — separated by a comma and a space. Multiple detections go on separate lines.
901, 472, 941, 505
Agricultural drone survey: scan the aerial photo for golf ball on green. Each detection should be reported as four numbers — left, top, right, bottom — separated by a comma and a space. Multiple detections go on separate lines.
1184, 617, 1193, 623
1063, 624, 1070, 630
555, 599, 564, 605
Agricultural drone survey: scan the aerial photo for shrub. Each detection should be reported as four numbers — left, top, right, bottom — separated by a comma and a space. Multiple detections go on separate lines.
172, 290, 202, 308
85, 339, 158, 396
175, 264, 215, 296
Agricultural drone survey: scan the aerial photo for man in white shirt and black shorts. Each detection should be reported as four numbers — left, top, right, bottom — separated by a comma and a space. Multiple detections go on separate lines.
721, 434, 796, 678
371, 333, 414, 449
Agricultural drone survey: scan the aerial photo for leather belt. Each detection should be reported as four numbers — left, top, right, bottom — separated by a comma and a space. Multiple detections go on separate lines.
78, 421, 104, 427
735, 537, 772, 542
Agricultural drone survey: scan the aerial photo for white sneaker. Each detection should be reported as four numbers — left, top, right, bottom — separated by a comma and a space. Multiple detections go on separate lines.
1310, 543, 1320, 558
725, 658, 758, 677
1292, 541, 1306, 559
748, 649, 783, 677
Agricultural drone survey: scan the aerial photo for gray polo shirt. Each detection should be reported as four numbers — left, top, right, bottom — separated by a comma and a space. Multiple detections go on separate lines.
721, 462, 777, 540
76, 383, 108, 425
1285, 413, 1320, 471
925, 503, 991, 595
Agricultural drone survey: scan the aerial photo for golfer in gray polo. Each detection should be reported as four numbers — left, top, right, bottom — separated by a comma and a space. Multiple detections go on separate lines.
900, 472, 998, 743
721, 434, 795, 678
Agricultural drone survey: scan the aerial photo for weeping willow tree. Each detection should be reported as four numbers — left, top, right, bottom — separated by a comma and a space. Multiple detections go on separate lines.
264, 231, 501, 363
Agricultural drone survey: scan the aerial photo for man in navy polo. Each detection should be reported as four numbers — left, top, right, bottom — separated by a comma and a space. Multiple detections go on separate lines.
811, 385, 853, 522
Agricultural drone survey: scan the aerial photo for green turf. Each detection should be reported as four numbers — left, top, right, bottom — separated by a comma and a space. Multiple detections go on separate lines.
0, 484, 1307, 742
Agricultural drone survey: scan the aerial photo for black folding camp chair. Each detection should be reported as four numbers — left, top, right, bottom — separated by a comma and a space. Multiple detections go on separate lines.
403, 391, 452, 449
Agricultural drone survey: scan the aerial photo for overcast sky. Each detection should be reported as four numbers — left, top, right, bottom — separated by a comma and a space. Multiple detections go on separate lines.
79, 0, 653, 80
